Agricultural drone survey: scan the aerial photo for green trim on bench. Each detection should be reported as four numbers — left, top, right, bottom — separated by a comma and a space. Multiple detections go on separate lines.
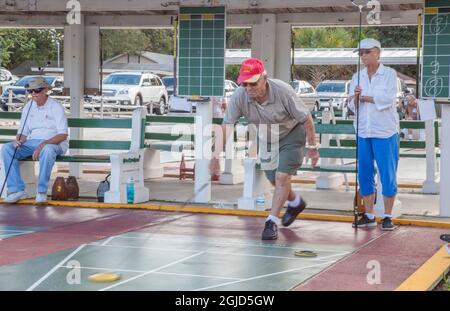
145, 115, 249, 126
0, 128, 18, 136
399, 120, 425, 129
318, 147, 356, 159
68, 118, 132, 128
147, 115, 195, 124
146, 115, 223, 125
69, 140, 130, 150
144, 142, 193, 152
300, 165, 356, 173
145, 133, 195, 141
316, 124, 355, 135
20, 155, 111, 163
0, 112, 21, 119
141, 118, 146, 149
329, 139, 427, 149
435, 120, 440, 147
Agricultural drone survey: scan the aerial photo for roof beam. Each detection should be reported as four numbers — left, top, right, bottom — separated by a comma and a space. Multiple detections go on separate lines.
0, 0, 423, 13
0, 9, 420, 28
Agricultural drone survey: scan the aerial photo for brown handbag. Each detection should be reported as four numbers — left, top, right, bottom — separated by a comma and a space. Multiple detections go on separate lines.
52, 176, 68, 201
65, 176, 79, 200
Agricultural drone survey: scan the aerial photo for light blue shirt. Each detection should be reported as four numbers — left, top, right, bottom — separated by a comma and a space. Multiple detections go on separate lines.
348, 63, 399, 138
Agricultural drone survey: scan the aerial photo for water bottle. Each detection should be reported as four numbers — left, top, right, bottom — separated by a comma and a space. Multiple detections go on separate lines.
256, 195, 265, 209
126, 177, 135, 204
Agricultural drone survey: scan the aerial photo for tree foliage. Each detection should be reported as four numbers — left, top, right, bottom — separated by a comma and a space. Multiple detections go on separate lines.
1, 26, 418, 82
0, 29, 62, 69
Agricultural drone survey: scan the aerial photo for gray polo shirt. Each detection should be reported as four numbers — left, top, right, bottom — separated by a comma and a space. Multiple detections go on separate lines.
223, 78, 310, 142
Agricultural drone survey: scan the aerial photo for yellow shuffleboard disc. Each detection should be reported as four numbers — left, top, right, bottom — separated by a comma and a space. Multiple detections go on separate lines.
294, 250, 318, 258
88, 272, 121, 283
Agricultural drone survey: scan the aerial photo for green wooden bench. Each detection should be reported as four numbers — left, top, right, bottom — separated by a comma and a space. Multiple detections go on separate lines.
0, 108, 149, 203
326, 119, 441, 158
142, 115, 248, 180
0, 112, 139, 163
144, 115, 248, 151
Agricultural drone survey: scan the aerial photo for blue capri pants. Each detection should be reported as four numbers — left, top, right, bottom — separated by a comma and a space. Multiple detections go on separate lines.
357, 134, 399, 197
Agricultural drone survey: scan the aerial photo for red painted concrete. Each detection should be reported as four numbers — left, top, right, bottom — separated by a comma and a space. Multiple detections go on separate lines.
293, 227, 448, 291
0, 204, 188, 266
0, 204, 123, 228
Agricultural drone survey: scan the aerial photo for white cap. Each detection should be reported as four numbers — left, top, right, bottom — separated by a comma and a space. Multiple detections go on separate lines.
354, 38, 381, 52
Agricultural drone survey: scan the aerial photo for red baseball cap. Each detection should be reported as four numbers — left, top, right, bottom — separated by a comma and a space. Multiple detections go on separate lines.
237, 58, 265, 85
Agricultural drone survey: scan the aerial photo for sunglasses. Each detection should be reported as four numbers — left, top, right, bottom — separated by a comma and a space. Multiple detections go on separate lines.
241, 76, 263, 87
359, 49, 374, 56
242, 81, 259, 87
27, 88, 45, 94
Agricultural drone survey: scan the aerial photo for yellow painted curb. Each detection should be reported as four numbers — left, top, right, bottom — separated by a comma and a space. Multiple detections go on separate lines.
396, 245, 450, 291
3, 198, 450, 229
393, 219, 450, 229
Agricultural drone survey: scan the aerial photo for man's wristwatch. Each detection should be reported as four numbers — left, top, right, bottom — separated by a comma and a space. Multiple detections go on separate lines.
305, 143, 320, 150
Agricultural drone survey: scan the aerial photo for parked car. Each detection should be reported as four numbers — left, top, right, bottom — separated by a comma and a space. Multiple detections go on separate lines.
101, 72, 168, 115
396, 77, 409, 112
316, 80, 351, 110
1, 75, 63, 111
169, 79, 238, 113
161, 76, 174, 96
224, 79, 238, 102
292, 80, 320, 111
0, 68, 15, 87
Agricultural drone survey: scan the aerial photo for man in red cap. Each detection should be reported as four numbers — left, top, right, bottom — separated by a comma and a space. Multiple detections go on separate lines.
210, 58, 319, 240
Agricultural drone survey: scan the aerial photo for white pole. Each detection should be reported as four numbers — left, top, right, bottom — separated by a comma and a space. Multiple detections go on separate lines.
57, 41, 61, 69
423, 119, 440, 193
440, 105, 450, 217
194, 99, 212, 203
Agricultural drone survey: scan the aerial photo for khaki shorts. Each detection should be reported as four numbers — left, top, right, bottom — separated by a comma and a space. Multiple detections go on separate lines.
263, 123, 306, 184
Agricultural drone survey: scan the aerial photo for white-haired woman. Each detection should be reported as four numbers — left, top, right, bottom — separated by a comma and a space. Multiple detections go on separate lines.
348, 38, 399, 231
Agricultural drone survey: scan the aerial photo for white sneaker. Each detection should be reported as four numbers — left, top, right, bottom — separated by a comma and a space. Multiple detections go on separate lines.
4, 190, 28, 203
35, 192, 48, 204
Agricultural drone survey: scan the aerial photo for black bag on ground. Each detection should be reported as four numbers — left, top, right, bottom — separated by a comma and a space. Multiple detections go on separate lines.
97, 174, 111, 202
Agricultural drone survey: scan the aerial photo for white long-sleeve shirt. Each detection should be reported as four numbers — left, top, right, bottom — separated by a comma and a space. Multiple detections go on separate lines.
348, 63, 399, 138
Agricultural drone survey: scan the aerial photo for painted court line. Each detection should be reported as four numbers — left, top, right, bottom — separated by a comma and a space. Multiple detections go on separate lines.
87, 242, 350, 262
193, 261, 335, 291
99, 251, 206, 291
0, 229, 34, 233
60, 265, 241, 281
0, 234, 19, 240
27, 244, 87, 291
101, 236, 116, 246
87, 243, 200, 254
112, 235, 353, 253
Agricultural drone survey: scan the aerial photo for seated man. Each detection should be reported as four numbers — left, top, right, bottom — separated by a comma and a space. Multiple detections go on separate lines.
401, 94, 420, 139
404, 94, 419, 120
1, 76, 68, 204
